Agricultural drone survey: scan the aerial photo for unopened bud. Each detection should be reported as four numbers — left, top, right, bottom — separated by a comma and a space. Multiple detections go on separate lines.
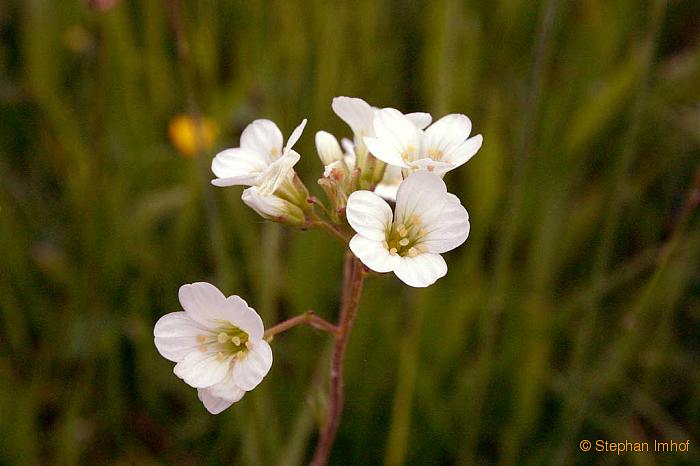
315, 131, 344, 166
242, 187, 304, 225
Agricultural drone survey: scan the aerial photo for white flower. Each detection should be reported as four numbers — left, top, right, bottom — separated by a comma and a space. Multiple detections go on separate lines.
346, 171, 470, 287
326, 97, 432, 202
154, 282, 273, 414
363, 108, 482, 175
332, 96, 432, 140
211, 118, 307, 195
242, 186, 304, 225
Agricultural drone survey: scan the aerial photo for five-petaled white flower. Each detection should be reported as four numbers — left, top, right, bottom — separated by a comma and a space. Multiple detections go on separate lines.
346, 171, 470, 287
364, 108, 482, 175
211, 118, 307, 195
154, 282, 273, 414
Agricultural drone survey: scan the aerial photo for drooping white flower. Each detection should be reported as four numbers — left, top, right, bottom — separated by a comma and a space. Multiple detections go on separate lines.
242, 186, 304, 225
154, 282, 273, 414
211, 118, 307, 195
346, 171, 470, 287
364, 108, 482, 175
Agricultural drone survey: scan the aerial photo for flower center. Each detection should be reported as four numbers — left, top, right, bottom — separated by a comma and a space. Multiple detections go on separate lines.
385, 214, 427, 257
197, 325, 250, 358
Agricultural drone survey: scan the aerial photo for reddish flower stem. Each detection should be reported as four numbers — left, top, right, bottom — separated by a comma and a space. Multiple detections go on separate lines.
311, 256, 365, 465
264, 311, 338, 341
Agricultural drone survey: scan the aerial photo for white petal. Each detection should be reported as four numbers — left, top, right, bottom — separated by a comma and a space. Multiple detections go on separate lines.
349, 235, 400, 273
173, 350, 231, 388
394, 253, 447, 288
315, 131, 344, 166
197, 387, 243, 414
419, 193, 470, 253
255, 150, 300, 195
211, 148, 269, 186
240, 119, 283, 159
226, 296, 264, 341
422, 114, 475, 169
178, 282, 228, 328
232, 340, 273, 391
373, 164, 403, 202
346, 190, 393, 241
373, 182, 399, 202
204, 371, 248, 402
394, 171, 449, 226
372, 108, 422, 164
332, 96, 375, 136
407, 157, 454, 174
443, 134, 482, 169
154, 311, 212, 362
405, 112, 432, 130
364, 136, 409, 168
283, 119, 307, 155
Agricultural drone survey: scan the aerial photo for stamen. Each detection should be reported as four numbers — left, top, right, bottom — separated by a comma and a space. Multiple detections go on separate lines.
199, 345, 207, 353
399, 238, 409, 246
232, 336, 241, 346
410, 214, 421, 225
389, 247, 398, 255
408, 247, 418, 257
197, 335, 207, 344
217, 332, 229, 344
217, 352, 227, 361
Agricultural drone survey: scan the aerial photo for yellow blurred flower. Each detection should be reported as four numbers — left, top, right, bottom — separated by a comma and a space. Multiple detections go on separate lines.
169, 114, 219, 158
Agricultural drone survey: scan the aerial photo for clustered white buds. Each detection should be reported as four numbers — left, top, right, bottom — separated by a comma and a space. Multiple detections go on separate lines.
155, 96, 483, 413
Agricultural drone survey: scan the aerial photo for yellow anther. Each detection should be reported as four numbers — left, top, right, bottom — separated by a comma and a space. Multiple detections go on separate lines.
410, 214, 421, 225
399, 228, 408, 237
245, 341, 252, 349
427, 165, 435, 172
389, 247, 398, 255
428, 148, 444, 160
232, 336, 241, 346
217, 352, 227, 361
199, 345, 207, 353
399, 238, 409, 246
270, 147, 280, 157
217, 332, 229, 344
419, 228, 427, 237
197, 335, 207, 344
408, 247, 418, 257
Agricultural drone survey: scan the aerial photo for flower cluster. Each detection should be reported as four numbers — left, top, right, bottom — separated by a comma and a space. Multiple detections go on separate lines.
155, 96, 482, 414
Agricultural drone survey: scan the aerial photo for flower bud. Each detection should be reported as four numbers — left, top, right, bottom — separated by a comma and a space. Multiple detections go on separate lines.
242, 187, 304, 225
315, 131, 344, 166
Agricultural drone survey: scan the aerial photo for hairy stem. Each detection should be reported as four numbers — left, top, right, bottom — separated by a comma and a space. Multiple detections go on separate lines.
311, 257, 365, 465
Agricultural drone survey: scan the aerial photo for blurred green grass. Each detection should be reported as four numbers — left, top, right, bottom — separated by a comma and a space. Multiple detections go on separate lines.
1, 0, 699, 464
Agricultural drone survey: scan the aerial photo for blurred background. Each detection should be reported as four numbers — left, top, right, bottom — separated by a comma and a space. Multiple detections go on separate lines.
1, 0, 699, 464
